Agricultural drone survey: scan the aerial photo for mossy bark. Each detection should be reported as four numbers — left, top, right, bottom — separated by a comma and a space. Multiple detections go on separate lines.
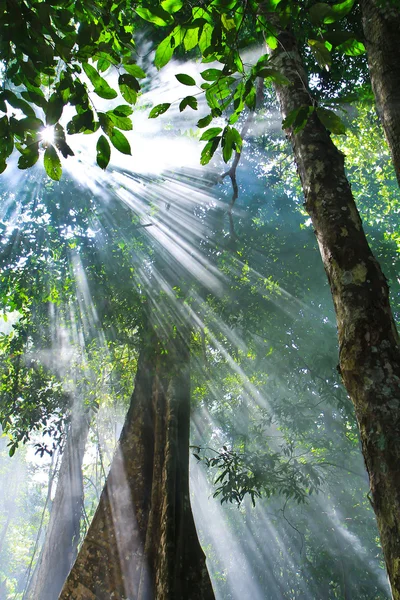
270, 29, 400, 600
59, 329, 214, 600
361, 0, 400, 187
27, 408, 90, 600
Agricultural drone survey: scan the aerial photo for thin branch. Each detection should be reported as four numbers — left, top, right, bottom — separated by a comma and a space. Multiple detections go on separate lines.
220, 77, 264, 239
281, 497, 305, 554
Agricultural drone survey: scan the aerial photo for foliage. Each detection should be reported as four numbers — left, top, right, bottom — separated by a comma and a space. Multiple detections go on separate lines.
0, 170, 147, 456
0, 0, 369, 178
192, 441, 322, 506
0, 1, 398, 598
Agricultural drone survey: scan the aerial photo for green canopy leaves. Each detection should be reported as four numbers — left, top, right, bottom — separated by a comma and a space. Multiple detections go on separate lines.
0, 0, 366, 178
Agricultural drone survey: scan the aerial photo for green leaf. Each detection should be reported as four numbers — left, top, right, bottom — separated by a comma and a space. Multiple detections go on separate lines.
124, 63, 146, 79
337, 38, 366, 56
257, 0, 282, 8
161, 0, 183, 13
230, 127, 242, 151
154, 35, 174, 69
67, 110, 95, 134
54, 123, 74, 158
0, 116, 9, 138
135, 6, 173, 26
308, 39, 332, 70
200, 127, 223, 141
201, 68, 222, 81
107, 110, 132, 130
309, 0, 355, 24
265, 34, 278, 50
94, 84, 118, 100
19, 117, 44, 131
309, 3, 335, 24
118, 73, 140, 92
316, 107, 346, 135
96, 134, 111, 169
83, 63, 117, 99
149, 103, 171, 118
98, 112, 115, 136
183, 27, 199, 51
82, 62, 103, 87
323, 31, 354, 47
18, 145, 39, 169
9, 446, 15, 457
222, 126, 241, 162
97, 57, 111, 72
20, 90, 47, 110
200, 137, 220, 165
245, 86, 256, 110
119, 80, 137, 104
192, 6, 213, 23
331, 0, 356, 19
109, 129, 131, 154
0, 117, 13, 159
46, 93, 64, 126
175, 73, 196, 86
221, 14, 236, 31
257, 68, 290, 85
44, 144, 62, 180
198, 23, 213, 54
113, 105, 134, 117
179, 96, 198, 111
1, 91, 35, 117
197, 114, 213, 128
282, 105, 313, 133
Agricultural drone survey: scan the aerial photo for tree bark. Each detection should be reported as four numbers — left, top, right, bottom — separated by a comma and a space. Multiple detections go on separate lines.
59, 328, 214, 600
26, 408, 90, 600
361, 0, 400, 187
270, 28, 400, 600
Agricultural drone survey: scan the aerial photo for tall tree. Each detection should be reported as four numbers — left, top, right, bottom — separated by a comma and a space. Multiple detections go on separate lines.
361, 0, 400, 186
0, 159, 216, 596
59, 324, 214, 600
268, 22, 400, 599
26, 408, 91, 600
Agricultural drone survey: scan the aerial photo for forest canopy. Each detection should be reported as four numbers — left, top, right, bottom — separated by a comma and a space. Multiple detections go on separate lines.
0, 0, 369, 177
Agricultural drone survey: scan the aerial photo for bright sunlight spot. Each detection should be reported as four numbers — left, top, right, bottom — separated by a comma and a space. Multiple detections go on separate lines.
40, 126, 55, 145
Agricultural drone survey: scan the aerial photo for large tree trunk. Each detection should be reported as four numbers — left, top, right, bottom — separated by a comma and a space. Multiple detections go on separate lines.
361, 0, 400, 187
27, 407, 90, 600
269, 28, 400, 599
59, 328, 214, 600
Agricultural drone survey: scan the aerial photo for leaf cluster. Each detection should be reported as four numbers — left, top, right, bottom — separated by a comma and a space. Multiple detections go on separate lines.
0, 0, 147, 176
0, 0, 370, 177
192, 443, 322, 506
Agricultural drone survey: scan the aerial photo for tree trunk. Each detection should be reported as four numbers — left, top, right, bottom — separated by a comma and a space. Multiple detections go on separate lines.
361, 0, 400, 187
26, 407, 90, 600
269, 28, 400, 599
59, 328, 214, 600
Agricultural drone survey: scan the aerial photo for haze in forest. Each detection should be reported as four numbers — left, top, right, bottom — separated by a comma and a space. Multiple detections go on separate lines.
1, 1, 400, 600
